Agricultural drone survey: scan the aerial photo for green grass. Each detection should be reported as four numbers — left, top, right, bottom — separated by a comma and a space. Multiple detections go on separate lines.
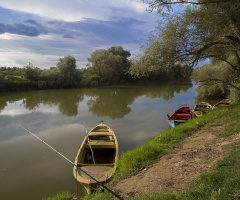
176, 142, 240, 200
45, 104, 240, 200
113, 104, 240, 180
4, 75, 27, 81
41, 192, 74, 200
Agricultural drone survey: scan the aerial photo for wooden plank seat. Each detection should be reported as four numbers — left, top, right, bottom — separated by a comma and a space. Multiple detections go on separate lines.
89, 132, 114, 136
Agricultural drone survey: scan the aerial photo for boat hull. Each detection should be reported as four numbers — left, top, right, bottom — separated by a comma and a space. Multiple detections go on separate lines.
167, 106, 194, 128
193, 102, 212, 117
213, 99, 231, 109
73, 123, 118, 192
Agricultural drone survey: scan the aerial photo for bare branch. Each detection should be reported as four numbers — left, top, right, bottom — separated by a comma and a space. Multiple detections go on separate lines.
149, 0, 231, 8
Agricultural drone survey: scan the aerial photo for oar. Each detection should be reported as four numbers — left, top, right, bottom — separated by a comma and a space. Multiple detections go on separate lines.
16, 123, 123, 200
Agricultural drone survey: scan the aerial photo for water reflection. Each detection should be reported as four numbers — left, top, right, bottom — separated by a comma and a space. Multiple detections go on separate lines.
0, 83, 195, 200
0, 83, 192, 119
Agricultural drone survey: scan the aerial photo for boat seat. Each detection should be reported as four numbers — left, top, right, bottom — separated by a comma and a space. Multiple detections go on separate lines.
175, 113, 191, 118
89, 132, 114, 136
88, 141, 116, 149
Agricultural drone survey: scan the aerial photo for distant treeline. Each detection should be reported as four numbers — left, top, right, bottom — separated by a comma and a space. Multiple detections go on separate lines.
0, 46, 192, 92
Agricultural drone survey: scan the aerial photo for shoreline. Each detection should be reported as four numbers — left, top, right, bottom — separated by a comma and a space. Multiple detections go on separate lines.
44, 104, 240, 200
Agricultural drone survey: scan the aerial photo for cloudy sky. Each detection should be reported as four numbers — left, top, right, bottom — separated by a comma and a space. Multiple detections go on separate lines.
0, 0, 160, 69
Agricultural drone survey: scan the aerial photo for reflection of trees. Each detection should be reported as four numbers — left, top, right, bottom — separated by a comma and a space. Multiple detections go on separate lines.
0, 83, 193, 118
144, 83, 193, 101
83, 83, 193, 119
0, 90, 84, 116
84, 88, 141, 119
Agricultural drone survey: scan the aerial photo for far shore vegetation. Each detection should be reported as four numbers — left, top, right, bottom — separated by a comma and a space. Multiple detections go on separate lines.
0, 47, 192, 91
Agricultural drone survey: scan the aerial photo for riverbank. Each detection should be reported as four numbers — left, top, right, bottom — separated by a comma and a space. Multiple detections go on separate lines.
44, 104, 240, 200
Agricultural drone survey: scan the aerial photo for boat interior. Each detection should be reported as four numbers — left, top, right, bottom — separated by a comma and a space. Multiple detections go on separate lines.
171, 108, 192, 120
80, 148, 116, 165
77, 125, 117, 165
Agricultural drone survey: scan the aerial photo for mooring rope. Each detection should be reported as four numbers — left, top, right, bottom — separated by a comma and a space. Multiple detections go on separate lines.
16, 123, 123, 200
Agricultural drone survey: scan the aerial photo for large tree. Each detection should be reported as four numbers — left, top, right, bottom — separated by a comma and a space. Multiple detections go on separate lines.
141, 0, 240, 92
86, 46, 131, 84
57, 56, 79, 87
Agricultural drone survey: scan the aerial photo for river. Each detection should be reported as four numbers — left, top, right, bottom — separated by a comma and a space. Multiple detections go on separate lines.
0, 83, 198, 200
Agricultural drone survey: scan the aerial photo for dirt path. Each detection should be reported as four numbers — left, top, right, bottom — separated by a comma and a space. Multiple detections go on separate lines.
111, 124, 240, 198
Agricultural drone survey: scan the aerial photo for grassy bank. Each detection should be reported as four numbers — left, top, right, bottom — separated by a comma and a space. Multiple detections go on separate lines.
44, 104, 240, 200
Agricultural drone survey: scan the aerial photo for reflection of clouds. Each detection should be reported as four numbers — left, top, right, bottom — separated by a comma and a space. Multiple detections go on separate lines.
37, 123, 86, 139
0, 122, 85, 200
0, 109, 30, 116
0, 106, 58, 116
40, 108, 58, 114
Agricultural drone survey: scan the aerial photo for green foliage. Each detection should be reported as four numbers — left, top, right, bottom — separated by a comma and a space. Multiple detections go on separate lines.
229, 82, 240, 103
57, 56, 80, 88
142, 0, 240, 92
38, 67, 61, 89
3, 75, 37, 91
192, 61, 240, 102
0, 73, 5, 89
22, 63, 41, 81
0, 66, 22, 76
84, 46, 131, 86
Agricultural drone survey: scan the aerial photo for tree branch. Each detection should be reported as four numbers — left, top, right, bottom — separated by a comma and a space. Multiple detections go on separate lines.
198, 78, 240, 91
207, 54, 240, 72
150, 0, 231, 8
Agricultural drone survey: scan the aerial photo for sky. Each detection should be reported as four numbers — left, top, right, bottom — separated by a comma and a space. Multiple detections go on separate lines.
0, 0, 160, 69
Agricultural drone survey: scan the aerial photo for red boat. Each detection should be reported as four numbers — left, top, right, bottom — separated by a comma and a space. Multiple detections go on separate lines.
167, 106, 195, 128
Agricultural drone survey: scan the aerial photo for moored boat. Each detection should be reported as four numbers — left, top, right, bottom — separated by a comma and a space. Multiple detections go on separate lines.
193, 102, 213, 117
167, 105, 195, 128
73, 122, 118, 193
213, 99, 231, 109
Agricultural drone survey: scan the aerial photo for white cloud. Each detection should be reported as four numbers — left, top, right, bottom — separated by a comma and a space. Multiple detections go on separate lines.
0, 109, 30, 116
0, 1, 159, 69
0, 0, 150, 22
0, 33, 98, 68
0, 46, 60, 68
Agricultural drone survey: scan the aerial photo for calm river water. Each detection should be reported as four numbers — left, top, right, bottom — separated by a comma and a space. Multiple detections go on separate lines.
1, 83, 199, 200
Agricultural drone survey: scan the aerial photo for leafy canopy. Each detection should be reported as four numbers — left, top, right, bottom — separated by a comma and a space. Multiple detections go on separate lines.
85, 46, 131, 85
140, 0, 240, 93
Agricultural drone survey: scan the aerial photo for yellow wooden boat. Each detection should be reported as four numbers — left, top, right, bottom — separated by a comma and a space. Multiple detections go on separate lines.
193, 102, 213, 117
73, 122, 118, 193
213, 99, 232, 109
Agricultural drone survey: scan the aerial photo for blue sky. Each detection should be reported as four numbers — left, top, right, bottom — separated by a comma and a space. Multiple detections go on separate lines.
0, 0, 160, 69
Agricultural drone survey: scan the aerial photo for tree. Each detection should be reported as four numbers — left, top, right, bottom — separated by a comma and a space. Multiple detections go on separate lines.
56, 56, 79, 88
0, 72, 5, 89
141, 0, 240, 93
22, 63, 41, 81
86, 46, 131, 84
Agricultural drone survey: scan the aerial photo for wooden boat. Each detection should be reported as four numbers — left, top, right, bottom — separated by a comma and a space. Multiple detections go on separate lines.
193, 102, 212, 117
167, 106, 195, 128
213, 99, 231, 109
73, 122, 118, 193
